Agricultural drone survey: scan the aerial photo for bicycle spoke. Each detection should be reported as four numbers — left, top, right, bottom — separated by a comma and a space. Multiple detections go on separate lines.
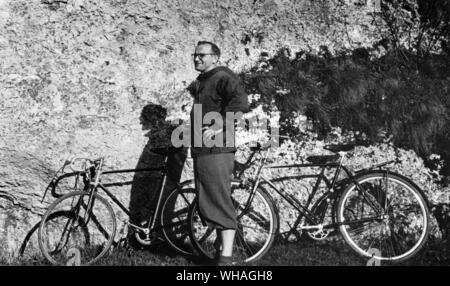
338, 172, 429, 261
346, 221, 378, 237
234, 227, 266, 260
160, 187, 196, 255
170, 207, 189, 217
391, 228, 409, 253
197, 227, 215, 245
235, 229, 251, 256
39, 192, 116, 266
356, 187, 382, 214
238, 223, 271, 233
165, 220, 187, 230
368, 229, 380, 251
179, 191, 193, 205
388, 232, 403, 258
49, 218, 73, 255
176, 232, 189, 241
189, 187, 277, 263
239, 211, 271, 230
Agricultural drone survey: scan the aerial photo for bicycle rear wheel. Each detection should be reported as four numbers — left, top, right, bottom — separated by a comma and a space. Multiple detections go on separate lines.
161, 186, 196, 255
337, 171, 430, 262
188, 186, 278, 264
38, 191, 116, 266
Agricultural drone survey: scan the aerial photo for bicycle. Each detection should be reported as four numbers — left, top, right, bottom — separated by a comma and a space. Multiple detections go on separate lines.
188, 141, 431, 264
38, 147, 196, 266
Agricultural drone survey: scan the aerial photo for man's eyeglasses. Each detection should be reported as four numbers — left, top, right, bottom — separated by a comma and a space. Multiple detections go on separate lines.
191, 53, 215, 59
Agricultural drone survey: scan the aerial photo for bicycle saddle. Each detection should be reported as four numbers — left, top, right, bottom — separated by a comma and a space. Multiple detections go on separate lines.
306, 155, 340, 164
323, 144, 355, 153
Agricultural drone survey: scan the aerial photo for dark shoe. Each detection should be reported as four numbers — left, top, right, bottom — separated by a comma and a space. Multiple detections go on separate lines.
216, 255, 236, 266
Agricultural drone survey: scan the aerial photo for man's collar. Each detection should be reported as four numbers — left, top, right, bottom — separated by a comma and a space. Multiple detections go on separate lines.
197, 66, 225, 81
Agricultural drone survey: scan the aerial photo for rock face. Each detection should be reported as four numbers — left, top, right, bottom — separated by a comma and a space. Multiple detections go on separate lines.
0, 0, 383, 257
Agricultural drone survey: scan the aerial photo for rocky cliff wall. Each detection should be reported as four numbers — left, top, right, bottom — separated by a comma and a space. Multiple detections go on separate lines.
0, 0, 384, 257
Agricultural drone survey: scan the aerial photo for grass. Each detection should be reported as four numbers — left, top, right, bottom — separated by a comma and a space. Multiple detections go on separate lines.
3, 237, 448, 266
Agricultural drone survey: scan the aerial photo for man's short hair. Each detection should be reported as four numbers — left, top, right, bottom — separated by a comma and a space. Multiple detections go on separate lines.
197, 41, 221, 58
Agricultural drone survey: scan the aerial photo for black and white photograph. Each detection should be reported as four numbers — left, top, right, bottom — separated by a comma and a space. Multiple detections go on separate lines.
0, 0, 449, 275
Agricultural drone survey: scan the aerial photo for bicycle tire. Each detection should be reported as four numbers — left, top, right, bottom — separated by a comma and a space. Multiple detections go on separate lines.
336, 171, 430, 262
188, 186, 278, 264
38, 191, 117, 266
160, 186, 196, 255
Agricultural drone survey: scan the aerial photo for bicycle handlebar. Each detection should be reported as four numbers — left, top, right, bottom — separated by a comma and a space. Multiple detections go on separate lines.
67, 157, 104, 172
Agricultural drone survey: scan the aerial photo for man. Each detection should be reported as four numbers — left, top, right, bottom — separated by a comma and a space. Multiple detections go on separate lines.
188, 41, 249, 265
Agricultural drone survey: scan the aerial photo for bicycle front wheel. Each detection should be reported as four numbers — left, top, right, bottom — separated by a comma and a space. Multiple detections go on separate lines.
161, 186, 196, 255
337, 171, 430, 262
38, 191, 117, 266
189, 186, 278, 264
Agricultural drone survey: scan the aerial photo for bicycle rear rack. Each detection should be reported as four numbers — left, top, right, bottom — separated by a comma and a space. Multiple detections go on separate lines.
355, 159, 396, 173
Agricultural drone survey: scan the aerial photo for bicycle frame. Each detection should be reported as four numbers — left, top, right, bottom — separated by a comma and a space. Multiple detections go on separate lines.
99, 163, 168, 231
99, 161, 192, 236
257, 162, 349, 227
52, 156, 192, 239
242, 147, 394, 234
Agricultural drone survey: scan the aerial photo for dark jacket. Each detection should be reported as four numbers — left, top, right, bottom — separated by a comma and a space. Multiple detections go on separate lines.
188, 66, 249, 156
